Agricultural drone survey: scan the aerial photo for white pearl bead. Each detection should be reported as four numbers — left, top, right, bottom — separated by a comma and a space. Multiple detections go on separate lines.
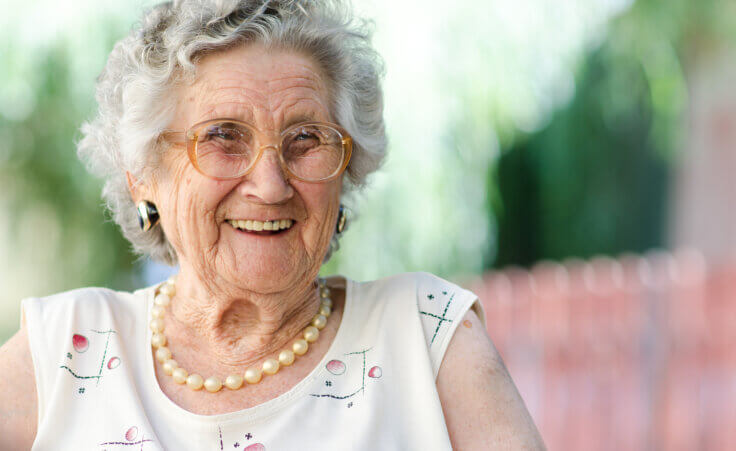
162, 359, 178, 375
151, 305, 165, 319
225, 374, 244, 390
155, 346, 172, 363
293, 339, 308, 355
204, 377, 222, 392
151, 333, 167, 348
154, 293, 171, 307
262, 358, 280, 375
321, 298, 333, 308
320, 287, 331, 298
172, 367, 188, 384
304, 326, 319, 343
319, 305, 332, 317
244, 367, 262, 384
312, 314, 327, 330
167, 275, 177, 285
160, 283, 175, 297
186, 374, 204, 390
149, 318, 165, 333
278, 349, 295, 366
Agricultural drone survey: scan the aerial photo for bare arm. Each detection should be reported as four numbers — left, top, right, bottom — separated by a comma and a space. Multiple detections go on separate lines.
437, 308, 545, 450
0, 326, 38, 449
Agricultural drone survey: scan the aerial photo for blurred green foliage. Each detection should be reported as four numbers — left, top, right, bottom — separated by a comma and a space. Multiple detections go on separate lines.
0, 43, 138, 289
488, 0, 736, 267
493, 42, 672, 266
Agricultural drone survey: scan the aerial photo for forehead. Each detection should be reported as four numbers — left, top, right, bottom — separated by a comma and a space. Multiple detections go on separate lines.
179, 44, 332, 128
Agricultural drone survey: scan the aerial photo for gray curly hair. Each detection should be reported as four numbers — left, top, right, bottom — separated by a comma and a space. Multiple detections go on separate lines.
77, 0, 386, 265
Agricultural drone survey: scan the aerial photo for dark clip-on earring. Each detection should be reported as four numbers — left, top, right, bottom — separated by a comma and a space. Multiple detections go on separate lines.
336, 205, 347, 234
137, 201, 160, 231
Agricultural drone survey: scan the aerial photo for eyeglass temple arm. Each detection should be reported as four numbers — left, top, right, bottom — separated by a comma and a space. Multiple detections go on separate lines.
160, 130, 188, 144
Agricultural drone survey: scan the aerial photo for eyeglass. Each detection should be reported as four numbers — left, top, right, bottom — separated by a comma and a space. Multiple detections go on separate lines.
162, 118, 353, 183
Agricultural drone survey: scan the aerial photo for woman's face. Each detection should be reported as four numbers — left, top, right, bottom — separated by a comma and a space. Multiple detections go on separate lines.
140, 44, 342, 293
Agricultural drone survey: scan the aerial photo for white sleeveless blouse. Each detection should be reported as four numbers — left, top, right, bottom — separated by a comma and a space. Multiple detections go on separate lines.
22, 272, 483, 450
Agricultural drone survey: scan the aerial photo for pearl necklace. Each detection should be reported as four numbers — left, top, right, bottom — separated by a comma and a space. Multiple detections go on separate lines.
149, 277, 332, 393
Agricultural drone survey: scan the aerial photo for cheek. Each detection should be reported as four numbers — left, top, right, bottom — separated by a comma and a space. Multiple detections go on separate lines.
155, 168, 233, 246
302, 184, 341, 240
159, 156, 229, 211
304, 182, 340, 215
172, 181, 229, 223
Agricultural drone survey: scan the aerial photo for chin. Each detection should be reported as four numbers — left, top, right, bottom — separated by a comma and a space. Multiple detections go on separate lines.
213, 223, 320, 292
224, 254, 308, 293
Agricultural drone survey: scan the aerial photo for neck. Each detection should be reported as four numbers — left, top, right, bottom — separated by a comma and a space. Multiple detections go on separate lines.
165, 265, 321, 370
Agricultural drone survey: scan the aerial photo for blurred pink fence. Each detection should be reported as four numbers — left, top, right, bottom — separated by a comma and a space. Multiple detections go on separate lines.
469, 250, 736, 450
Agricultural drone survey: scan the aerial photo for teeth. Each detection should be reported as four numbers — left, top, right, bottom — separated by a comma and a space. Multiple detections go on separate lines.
228, 219, 294, 232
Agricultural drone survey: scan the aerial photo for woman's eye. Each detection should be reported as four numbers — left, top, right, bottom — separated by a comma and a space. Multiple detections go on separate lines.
202, 124, 246, 142
208, 128, 237, 140
295, 131, 318, 141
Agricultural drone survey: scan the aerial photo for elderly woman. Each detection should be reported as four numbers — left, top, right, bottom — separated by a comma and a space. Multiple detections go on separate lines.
0, 1, 543, 449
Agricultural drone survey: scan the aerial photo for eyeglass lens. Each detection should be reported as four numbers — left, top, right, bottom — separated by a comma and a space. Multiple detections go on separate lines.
194, 121, 345, 180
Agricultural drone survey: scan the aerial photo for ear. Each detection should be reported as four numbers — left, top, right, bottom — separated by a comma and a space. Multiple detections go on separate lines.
126, 171, 150, 204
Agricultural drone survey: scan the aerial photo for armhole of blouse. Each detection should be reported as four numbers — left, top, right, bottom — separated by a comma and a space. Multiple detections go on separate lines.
429, 288, 482, 380
470, 298, 487, 329
20, 297, 46, 432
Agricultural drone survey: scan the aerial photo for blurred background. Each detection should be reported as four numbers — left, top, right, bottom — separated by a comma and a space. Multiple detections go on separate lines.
2, 0, 735, 448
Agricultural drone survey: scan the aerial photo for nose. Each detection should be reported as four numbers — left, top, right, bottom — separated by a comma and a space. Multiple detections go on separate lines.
236, 145, 294, 204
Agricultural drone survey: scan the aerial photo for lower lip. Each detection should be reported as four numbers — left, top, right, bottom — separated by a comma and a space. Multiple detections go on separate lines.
227, 223, 295, 237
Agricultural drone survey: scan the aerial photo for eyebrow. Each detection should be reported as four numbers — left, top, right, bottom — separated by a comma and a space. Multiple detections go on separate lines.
196, 103, 257, 126
283, 112, 326, 129
194, 110, 328, 131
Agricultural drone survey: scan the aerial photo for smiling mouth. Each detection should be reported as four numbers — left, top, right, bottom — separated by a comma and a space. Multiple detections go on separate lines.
226, 219, 294, 235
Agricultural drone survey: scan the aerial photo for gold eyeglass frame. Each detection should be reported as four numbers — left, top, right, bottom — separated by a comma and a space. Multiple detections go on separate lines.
161, 118, 353, 183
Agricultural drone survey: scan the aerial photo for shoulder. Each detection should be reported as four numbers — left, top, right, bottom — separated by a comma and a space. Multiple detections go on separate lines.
356, 271, 476, 304
352, 271, 478, 321
0, 326, 37, 449
23, 286, 147, 330
27, 286, 142, 309
356, 271, 481, 325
